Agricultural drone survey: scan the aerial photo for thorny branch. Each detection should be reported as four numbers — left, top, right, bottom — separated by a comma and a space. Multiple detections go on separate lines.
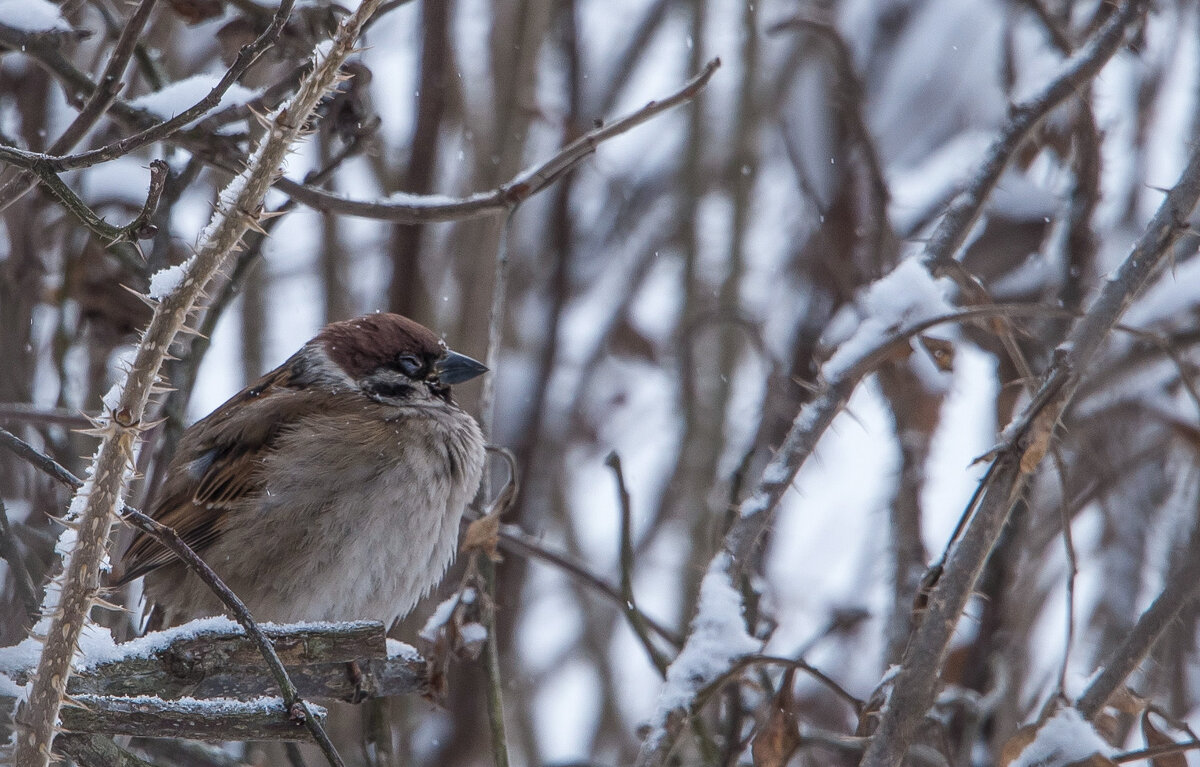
30, 159, 166, 252
10, 0, 391, 762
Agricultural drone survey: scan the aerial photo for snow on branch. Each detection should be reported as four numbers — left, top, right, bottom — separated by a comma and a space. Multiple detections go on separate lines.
821, 257, 955, 384
637, 553, 761, 763
0, 0, 70, 34
1001, 708, 1114, 767
0, 620, 423, 742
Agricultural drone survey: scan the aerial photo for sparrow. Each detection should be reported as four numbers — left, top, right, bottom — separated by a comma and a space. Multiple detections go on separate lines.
114, 313, 488, 629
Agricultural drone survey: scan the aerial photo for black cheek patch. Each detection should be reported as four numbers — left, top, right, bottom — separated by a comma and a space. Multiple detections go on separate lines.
363, 380, 415, 400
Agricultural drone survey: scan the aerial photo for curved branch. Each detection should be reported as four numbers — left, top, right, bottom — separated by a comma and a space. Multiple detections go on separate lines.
273, 58, 721, 222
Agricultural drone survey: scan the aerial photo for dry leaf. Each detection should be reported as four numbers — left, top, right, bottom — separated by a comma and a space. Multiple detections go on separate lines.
918, 335, 955, 372
752, 667, 800, 767
461, 513, 502, 562
752, 704, 800, 767
1141, 709, 1189, 767
998, 723, 1039, 766
1020, 407, 1057, 474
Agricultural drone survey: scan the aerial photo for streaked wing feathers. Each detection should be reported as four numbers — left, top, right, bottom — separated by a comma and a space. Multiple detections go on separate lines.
115, 364, 316, 585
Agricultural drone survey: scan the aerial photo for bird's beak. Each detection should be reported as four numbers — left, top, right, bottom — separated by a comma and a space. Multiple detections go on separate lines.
435, 349, 488, 384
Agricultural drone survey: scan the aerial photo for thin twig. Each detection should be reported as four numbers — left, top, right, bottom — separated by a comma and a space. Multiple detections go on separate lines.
471, 200, 516, 767
1051, 448, 1079, 699
605, 451, 671, 676
0, 498, 40, 619
27, 159, 167, 249
694, 655, 864, 717
0, 404, 93, 428
491, 521, 682, 647
0, 426, 84, 490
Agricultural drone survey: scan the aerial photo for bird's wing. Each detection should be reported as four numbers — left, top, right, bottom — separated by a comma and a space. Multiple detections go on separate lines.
114, 362, 326, 585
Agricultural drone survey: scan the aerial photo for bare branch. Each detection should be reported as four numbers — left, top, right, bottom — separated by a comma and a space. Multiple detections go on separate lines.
0, 426, 84, 491
24, 159, 167, 250
606, 451, 671, 676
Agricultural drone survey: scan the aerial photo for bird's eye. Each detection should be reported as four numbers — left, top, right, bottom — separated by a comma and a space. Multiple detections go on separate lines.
396, 353, 424, 378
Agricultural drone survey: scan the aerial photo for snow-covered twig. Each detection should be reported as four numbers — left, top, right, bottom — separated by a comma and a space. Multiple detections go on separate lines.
859, 107, 1200, 767
46, 694, 328, 741
636, 554, 761, 766
9, 1, 388, 764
